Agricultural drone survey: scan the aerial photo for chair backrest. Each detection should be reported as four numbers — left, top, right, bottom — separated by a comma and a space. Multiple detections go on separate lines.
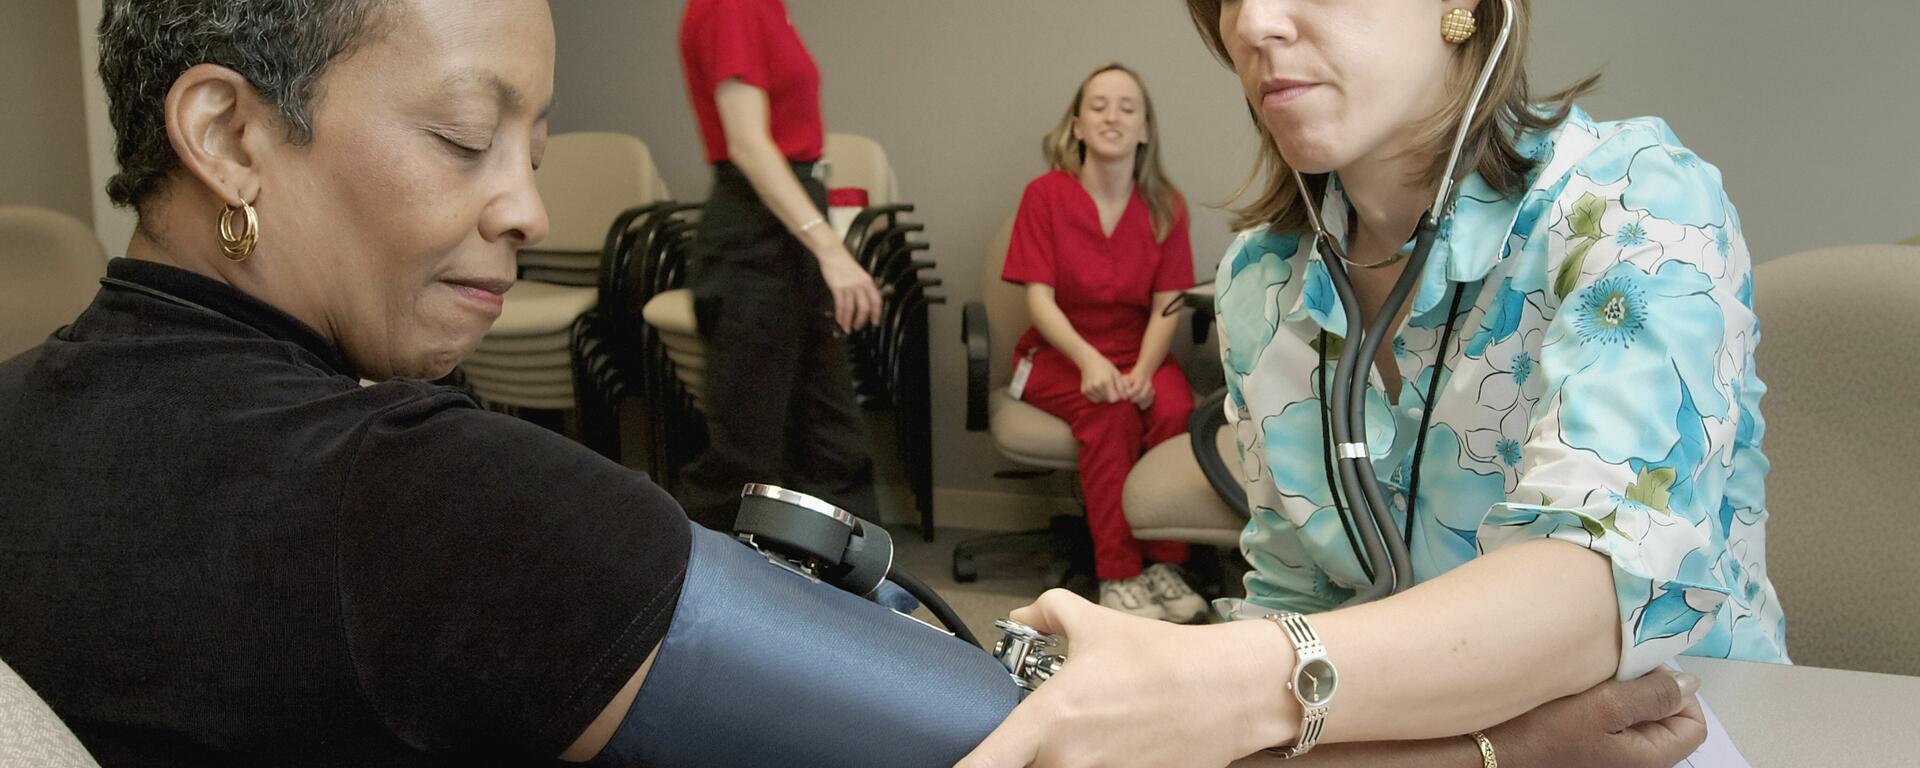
520, 132, 670, 284
0, 206, 107, 360
0, 656, 101, 767
979, 215, 1028, 389
822, 133, 899, 206
1752, 244, 1920, 676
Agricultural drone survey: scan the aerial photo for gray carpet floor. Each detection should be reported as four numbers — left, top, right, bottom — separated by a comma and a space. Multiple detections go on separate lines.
891, 527, 1057, 648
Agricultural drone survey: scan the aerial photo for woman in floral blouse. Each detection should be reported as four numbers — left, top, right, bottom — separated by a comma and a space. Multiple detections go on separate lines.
960, 2, 1784, 767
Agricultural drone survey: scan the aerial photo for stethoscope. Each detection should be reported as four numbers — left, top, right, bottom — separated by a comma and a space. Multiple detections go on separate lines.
1297, 0, 1515, 604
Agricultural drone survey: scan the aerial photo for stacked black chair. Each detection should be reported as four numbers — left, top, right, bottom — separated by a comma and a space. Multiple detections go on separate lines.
572, 202, 702, 464
842, 205, 945, 540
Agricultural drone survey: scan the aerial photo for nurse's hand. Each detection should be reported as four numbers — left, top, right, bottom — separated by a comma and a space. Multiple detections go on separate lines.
957, 589, 1292, 768
1076, 356, 1128, 404
815, 248, 882, 333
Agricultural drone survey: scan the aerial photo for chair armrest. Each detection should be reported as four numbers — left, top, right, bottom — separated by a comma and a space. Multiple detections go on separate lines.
1188, 387, 1249, 517
962, 300, 990, 431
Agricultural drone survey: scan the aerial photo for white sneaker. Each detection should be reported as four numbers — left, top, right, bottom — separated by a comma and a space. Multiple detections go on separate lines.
1142, 563, 1210, 624
1099, 576, 1169, 621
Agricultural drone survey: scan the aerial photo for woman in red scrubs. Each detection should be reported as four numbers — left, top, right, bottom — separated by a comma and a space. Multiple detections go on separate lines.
1001, 63, 1205, 623
677, 0, 884, 530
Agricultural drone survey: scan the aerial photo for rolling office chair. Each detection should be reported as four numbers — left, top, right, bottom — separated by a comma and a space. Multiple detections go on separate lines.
0, 656, 100, 767
0, 206, 106, 360
460, 132, 669, 417
1751, 243, 1920, 676
956, 216, 1093, 584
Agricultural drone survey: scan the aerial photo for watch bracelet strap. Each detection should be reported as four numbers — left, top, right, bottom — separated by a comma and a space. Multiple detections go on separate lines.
1470, 730, 1498, 768
1260, 612, 1327, 758
1261, 705, 1326, 758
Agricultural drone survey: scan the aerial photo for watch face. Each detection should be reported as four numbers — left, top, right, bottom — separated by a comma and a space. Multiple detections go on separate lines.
1297, 658, 1337, 706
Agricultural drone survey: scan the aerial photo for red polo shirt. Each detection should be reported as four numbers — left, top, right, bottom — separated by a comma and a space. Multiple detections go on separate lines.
1001, 170, 1194, 362
679, 0, 824, 164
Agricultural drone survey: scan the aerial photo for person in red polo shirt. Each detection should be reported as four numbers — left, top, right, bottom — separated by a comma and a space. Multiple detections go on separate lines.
677, 0, 883, 530
1001, 63, 1207, 623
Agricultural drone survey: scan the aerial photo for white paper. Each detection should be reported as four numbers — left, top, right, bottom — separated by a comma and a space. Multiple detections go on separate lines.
1668, 658, 1750, 768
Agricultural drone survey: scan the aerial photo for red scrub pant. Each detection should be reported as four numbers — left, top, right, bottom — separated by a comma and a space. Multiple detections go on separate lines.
1019, 349, 1194, 581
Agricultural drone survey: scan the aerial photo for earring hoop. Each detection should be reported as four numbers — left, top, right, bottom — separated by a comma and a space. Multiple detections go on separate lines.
218, 201, 258, 262
1441, 8, 1478, 44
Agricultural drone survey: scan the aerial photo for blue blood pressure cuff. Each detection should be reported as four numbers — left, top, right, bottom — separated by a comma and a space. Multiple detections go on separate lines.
589, 522, 1021, 767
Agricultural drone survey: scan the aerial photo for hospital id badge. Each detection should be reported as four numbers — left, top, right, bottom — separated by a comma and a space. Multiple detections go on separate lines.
1008, 352, 1035, 401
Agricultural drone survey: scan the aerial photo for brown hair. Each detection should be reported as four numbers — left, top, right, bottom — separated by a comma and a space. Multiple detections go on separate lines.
1043, 62, 1185, 242
1183, 0, 1596, 232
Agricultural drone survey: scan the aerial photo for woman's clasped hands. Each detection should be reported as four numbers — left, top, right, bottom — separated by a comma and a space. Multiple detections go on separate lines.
1077, 355, 1156, 410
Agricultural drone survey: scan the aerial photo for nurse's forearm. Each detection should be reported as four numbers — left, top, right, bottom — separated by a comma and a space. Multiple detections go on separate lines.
1129, 290, 1183, 375
1303, 538, 1620, 743
1025, 284, 1102, 370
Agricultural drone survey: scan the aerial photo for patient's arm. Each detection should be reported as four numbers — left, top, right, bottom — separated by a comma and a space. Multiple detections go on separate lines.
567, 523, 1022, 768
559, 648, 660, 762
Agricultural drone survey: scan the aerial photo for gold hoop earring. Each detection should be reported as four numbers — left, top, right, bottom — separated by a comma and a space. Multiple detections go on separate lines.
218, 201, 258, 262
1441, 8, 1478, 44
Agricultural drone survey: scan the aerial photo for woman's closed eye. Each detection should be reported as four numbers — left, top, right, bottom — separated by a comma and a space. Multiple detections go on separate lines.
430, 129, 491, 160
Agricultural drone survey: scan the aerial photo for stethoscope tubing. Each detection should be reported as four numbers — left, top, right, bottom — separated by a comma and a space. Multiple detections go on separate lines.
1296, 0, 1516, 603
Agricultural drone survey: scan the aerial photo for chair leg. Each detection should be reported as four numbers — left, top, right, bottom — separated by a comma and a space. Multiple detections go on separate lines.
950, 515, 1093, 590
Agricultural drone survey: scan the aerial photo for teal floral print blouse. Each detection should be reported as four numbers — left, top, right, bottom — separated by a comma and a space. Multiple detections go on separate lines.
1215, 107, 1788, 679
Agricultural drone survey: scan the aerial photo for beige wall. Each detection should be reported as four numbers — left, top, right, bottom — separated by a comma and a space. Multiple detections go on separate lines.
76, 0, 138, 259
1, 0, 94, 226
550, 0, 1919, 498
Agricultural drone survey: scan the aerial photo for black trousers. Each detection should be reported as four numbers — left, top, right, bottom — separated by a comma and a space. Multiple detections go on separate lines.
676, 161, 879, 530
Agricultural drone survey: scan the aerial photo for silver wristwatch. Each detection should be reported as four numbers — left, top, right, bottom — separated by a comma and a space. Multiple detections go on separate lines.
1262, 612, 1336, 758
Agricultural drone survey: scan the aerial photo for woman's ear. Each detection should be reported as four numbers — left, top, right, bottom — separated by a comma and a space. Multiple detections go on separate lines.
163, 63, 271, 207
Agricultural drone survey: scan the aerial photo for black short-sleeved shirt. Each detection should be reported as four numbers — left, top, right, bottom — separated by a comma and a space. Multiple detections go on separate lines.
0, 259, 690, 766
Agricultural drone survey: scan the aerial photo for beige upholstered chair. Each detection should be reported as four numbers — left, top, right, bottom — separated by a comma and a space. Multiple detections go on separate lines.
0, 656, 100, 767
954, 216, 1088, 581
967, 216, 1079, 470
461, 132, 669, 410
1752, 244, 1920, 676
640, 290, 706, 410
0, 206, 106, 360
821, 132, 900, 207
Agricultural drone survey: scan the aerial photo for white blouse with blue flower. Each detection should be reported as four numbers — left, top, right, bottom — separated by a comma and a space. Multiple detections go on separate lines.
1214, 106, 1788, 679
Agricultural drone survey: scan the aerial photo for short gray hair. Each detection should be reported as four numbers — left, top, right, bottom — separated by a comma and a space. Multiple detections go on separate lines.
98, 0, 390, 211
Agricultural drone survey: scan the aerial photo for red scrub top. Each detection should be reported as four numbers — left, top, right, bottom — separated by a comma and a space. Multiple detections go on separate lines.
679, 0, 824, 164
1001, 170, 1194, 361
